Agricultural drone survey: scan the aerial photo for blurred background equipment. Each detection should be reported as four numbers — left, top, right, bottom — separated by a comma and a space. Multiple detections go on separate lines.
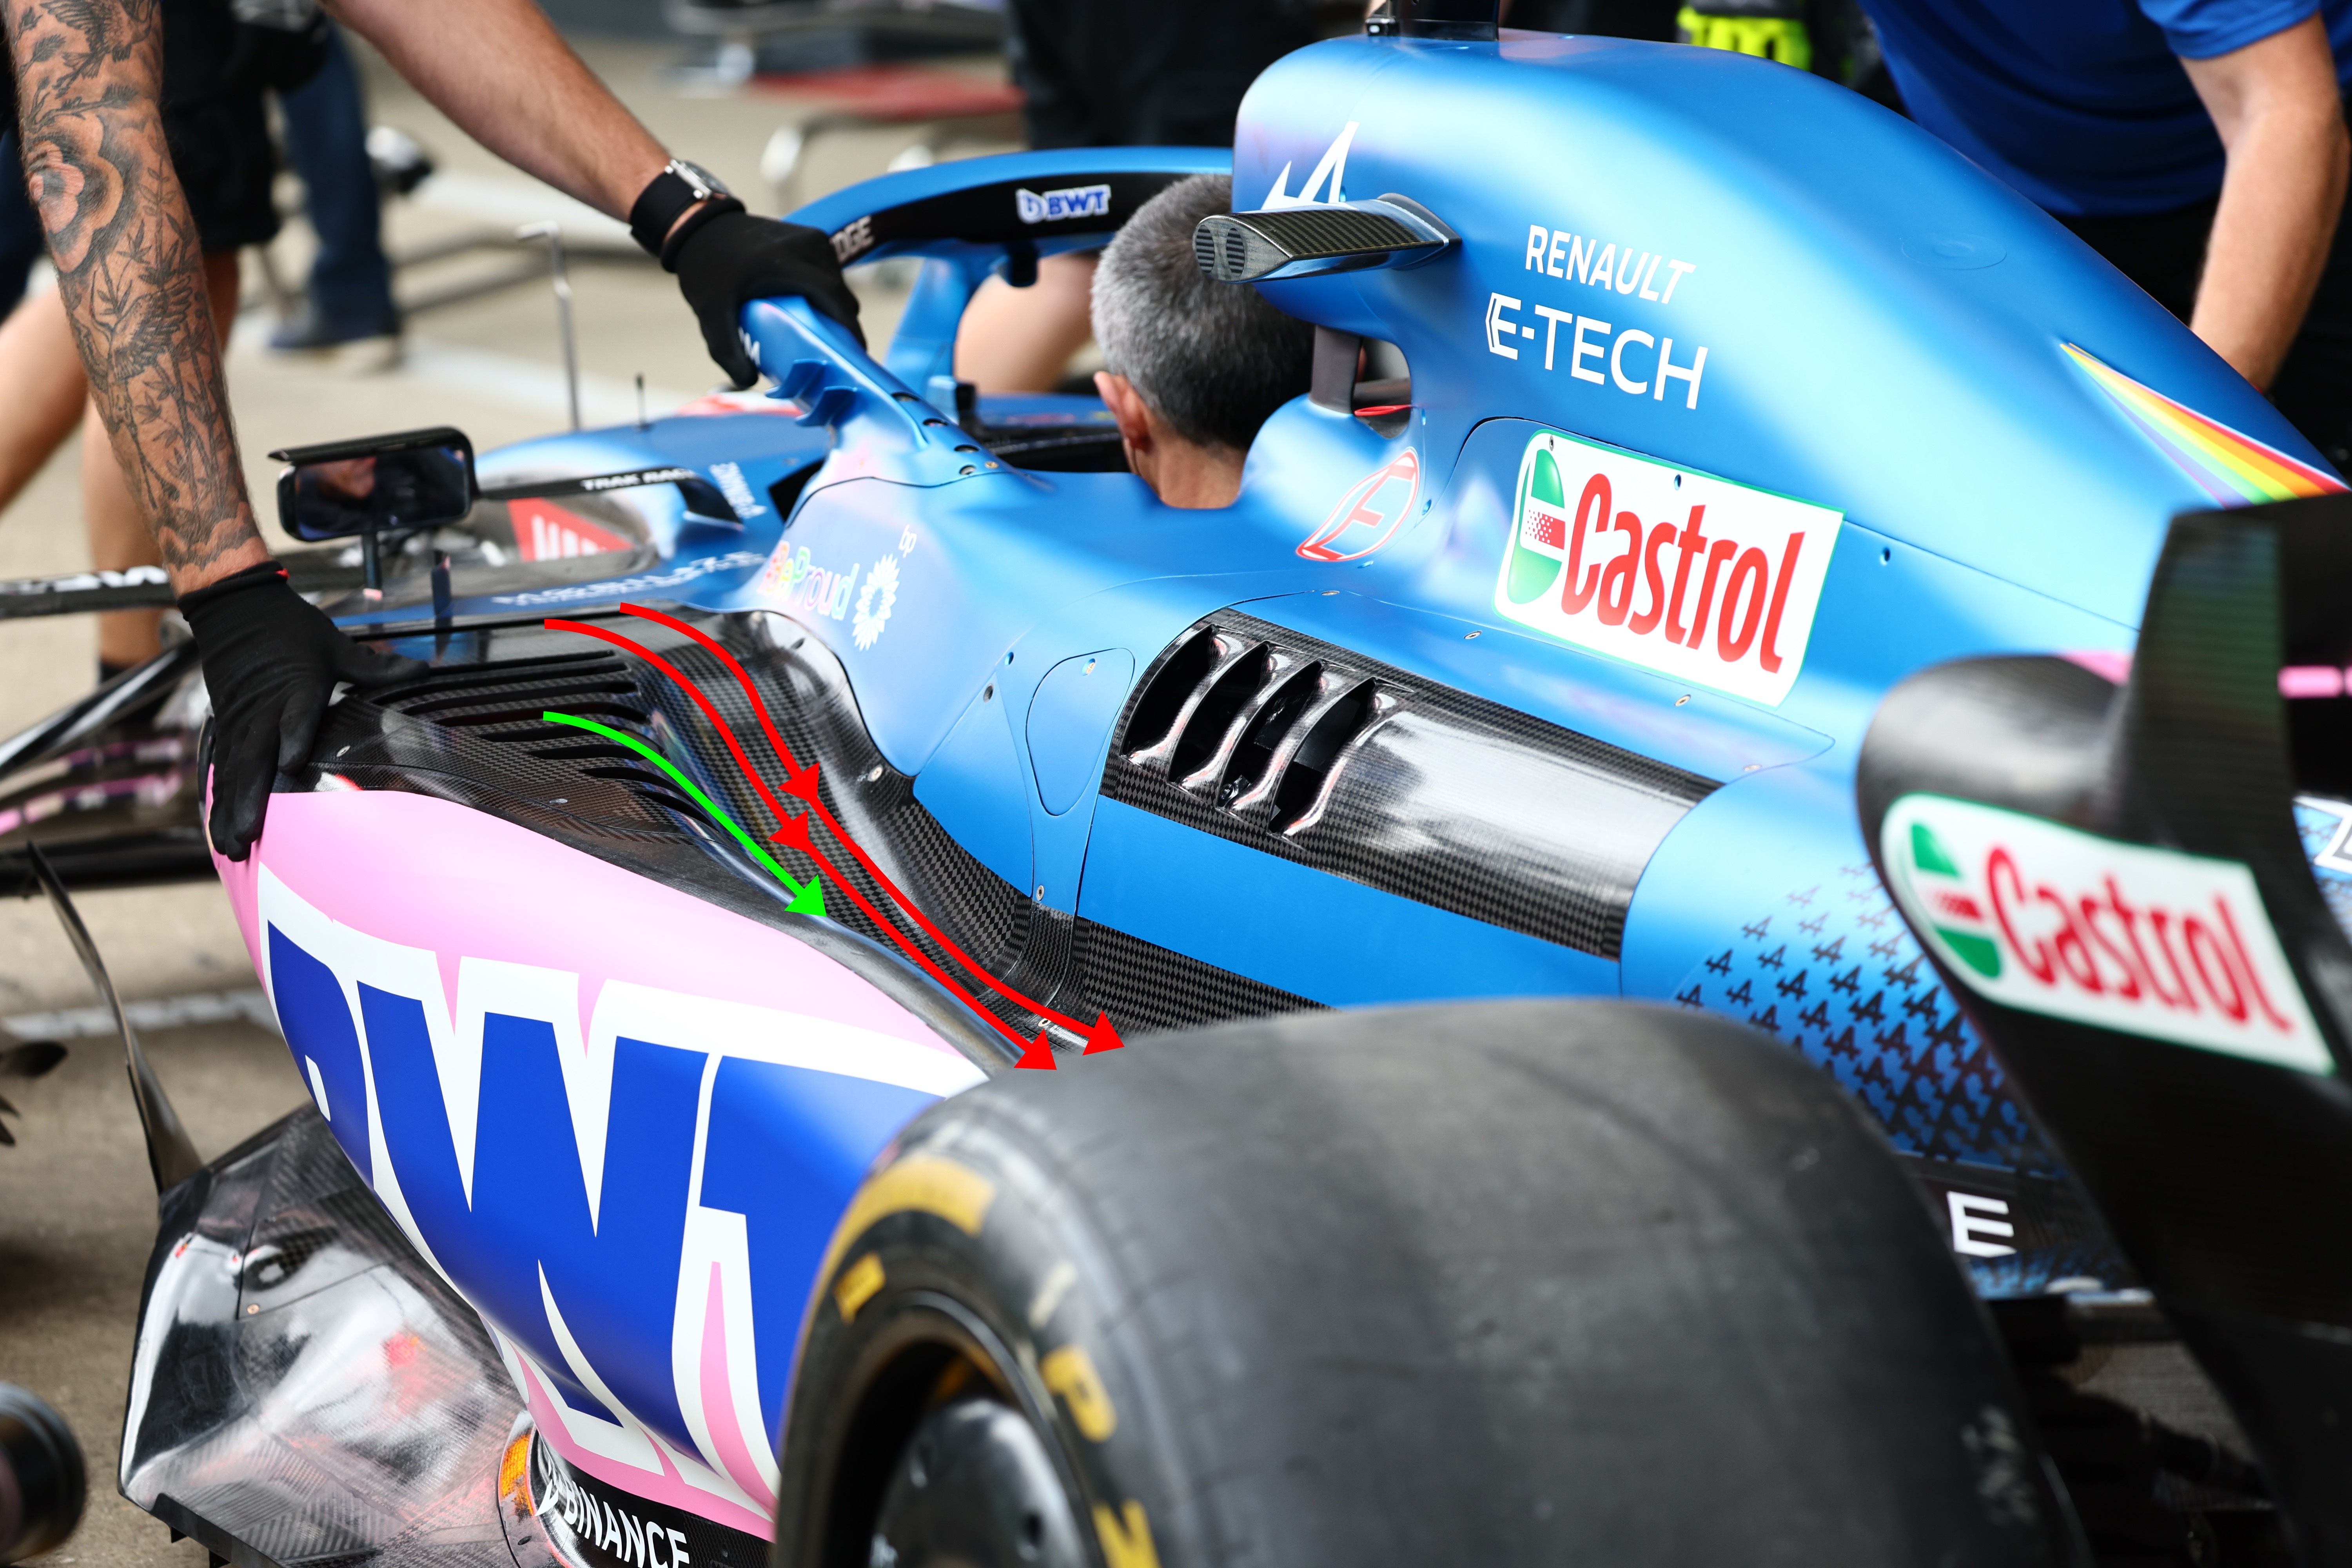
268, 22, 404, 353
0, 1383, 86, 1564
954, 0, 1322, 394
0, 1032, 66, 1148
664, 0, 1006, 85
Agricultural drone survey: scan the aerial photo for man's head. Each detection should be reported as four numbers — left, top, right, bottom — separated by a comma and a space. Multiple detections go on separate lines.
1091, 174, 1314, 508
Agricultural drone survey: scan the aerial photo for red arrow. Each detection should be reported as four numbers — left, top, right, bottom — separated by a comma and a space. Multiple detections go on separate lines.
1013, 1033, 1058, 1070
611, 606, 1107, 1036
769, 808, 1047, 1059
549, 608, 1122, 1064
546, 618, 804, 828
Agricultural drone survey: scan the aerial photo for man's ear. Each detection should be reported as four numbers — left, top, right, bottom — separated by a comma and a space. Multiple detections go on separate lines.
1094, 371, 1156, 455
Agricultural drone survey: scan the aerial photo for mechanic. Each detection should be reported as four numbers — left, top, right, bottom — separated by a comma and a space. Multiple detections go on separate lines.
2, 0, 860, 863
0, 0, 319, 681
1089, 175, 1313, 508
954, 0, 1319, 394
1856, 0, 2352, 460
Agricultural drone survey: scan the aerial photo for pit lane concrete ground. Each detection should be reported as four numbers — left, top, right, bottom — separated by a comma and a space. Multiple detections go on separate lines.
0, 29, 997, 1563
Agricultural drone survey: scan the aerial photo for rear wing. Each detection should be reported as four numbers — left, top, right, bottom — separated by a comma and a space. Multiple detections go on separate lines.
1857, 495, 2352, 1554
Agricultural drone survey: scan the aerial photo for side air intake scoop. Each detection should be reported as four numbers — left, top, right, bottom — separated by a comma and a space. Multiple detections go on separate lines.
1193, 196, 1456, 284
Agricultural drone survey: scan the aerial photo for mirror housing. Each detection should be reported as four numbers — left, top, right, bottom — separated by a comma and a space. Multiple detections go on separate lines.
270, 427, 476, 543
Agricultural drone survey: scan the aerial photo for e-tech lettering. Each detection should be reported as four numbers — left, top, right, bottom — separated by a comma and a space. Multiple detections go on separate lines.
1493, 430, 1838, 707
1884, 796, 2334, 1073
1488, 226, 1706, 408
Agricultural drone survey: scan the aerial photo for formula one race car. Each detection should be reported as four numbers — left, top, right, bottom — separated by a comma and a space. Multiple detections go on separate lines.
7, 2, 2348, 1563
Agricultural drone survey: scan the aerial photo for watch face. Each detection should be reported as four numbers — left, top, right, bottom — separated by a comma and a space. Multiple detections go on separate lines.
674, 159, 732, 200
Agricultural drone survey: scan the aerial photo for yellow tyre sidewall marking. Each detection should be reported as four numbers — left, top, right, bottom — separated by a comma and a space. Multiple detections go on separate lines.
1040, 1344, 1117, 1441
1093, 1499, 1160, 1568
816, 1154, 998, 1295
833, 1253, 887, 1322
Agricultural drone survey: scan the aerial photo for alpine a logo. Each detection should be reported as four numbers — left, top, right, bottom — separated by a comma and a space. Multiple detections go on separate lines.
1883, 795, 2333, 1073
1015, 184, 1111, 224
1264, 122, 1356, 210
1492, 429, 1838, 706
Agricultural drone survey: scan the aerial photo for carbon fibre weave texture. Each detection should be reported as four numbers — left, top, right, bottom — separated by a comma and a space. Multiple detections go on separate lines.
122, 1108, 519, 1567
1099, 610, 1717, 959
314, 613, 1321, 1051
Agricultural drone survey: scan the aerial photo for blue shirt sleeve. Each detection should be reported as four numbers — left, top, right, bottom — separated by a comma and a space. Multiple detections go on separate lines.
2139, 0, 2318, 59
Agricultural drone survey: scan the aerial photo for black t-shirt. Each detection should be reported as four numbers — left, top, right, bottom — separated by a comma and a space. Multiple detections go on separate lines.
4, 0, 279, 252
1007, 0, 1319, 149
2, 0, 257, 134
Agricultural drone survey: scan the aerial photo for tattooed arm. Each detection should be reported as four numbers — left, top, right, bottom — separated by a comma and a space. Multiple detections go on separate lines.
5, 0, 269, 592
5, 0, 421, 860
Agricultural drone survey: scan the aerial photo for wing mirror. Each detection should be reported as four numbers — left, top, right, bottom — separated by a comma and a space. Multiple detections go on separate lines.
270, 427, 476, 544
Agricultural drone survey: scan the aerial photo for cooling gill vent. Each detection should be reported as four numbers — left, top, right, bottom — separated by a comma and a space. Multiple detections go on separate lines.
1102, 613, 1722, 960
365, 649, 703, 823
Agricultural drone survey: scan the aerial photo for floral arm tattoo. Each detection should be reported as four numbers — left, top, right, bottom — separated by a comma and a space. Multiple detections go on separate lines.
5, 0, 269, 589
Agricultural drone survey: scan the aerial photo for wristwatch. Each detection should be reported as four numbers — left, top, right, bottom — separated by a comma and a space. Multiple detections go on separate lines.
630, 158, 746, 265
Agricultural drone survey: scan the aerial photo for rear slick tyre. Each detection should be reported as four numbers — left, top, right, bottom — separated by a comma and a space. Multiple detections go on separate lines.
776, 1000, 2085, 1568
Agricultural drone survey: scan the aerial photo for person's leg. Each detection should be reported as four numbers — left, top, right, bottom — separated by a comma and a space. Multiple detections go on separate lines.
0, 289, 96, 517
272, 25, 397, 345
87, 252, 243, 672
953, 251, 1099, 394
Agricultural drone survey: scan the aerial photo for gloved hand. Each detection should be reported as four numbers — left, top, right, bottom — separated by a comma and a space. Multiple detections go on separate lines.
672, 212, 864, 388
180, 561, 425, 861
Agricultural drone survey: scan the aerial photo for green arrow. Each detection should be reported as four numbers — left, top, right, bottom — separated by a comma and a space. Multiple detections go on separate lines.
543, 710, 826, 917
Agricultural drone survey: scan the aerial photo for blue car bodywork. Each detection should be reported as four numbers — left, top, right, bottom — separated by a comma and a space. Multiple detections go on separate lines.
54, 24, 2344, 1557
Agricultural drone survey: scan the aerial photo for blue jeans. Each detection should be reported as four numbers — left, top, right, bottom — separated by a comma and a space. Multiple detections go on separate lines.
279, 26, 395, 326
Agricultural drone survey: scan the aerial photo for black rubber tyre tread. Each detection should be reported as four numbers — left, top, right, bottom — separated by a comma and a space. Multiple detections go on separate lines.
778, 1000, 2083, 1568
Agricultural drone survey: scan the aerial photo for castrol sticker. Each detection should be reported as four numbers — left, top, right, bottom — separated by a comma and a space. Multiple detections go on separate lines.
1884, 794, 2333, 1074
1494, 430, 1839, 706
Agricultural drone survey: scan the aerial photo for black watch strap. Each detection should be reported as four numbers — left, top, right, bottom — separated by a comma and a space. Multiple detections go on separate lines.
629, 159, 744, 260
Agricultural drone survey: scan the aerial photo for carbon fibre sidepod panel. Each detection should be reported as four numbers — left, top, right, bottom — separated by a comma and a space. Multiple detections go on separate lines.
1858, 498, 2352, 1559
310, 610, 1317, 1051
122, 1107, 521, 1567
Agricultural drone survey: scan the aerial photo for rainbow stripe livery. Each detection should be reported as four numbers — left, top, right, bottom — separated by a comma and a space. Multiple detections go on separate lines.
2065, 343, 2343, 505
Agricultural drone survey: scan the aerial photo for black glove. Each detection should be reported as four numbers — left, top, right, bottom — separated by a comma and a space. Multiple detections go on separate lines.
180, 561, 425, 861
672, 212, 864, 389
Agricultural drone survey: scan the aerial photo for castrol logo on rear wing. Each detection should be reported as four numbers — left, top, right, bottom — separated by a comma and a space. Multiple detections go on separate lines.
1494, 430, 1840, 706
1884, 794, 2335, 1074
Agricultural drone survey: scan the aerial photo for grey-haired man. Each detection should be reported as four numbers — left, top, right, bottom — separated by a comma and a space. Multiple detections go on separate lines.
1090, 175, 1315, 508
